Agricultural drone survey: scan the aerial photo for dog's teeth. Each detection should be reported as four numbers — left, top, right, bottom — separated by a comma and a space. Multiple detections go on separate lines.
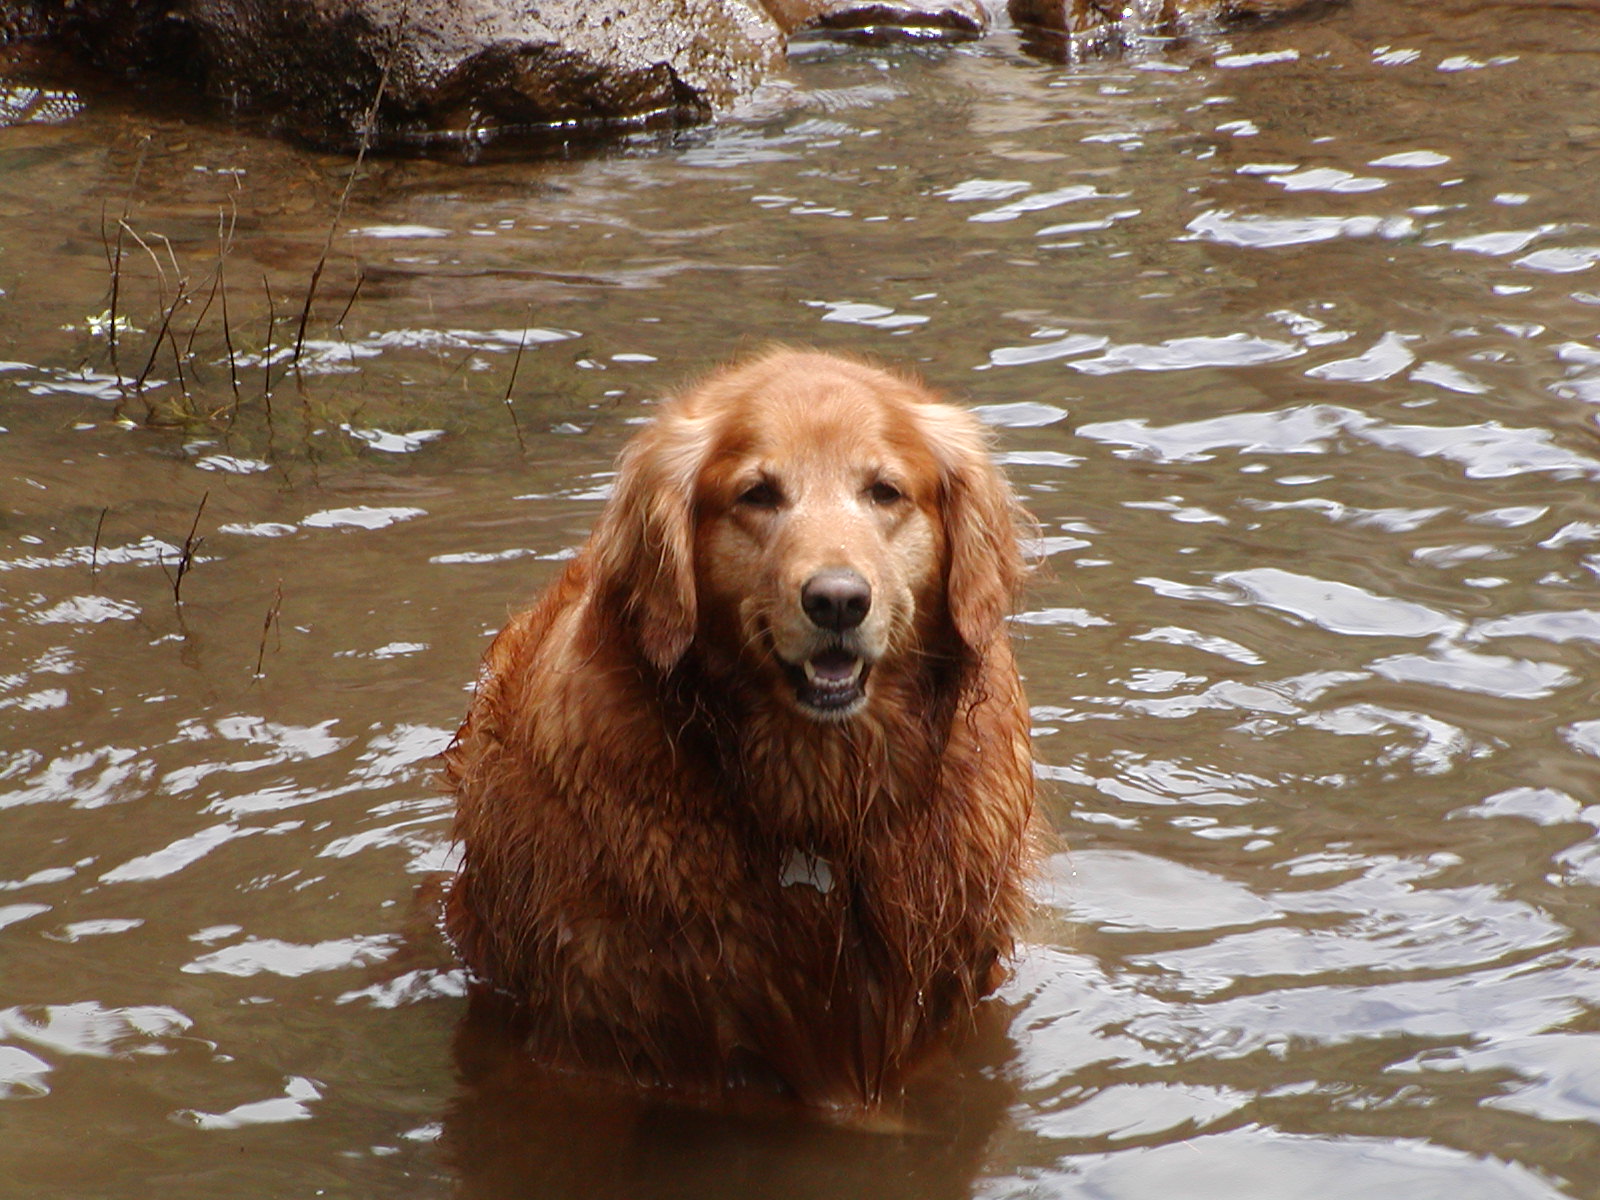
804, 657, 860, 687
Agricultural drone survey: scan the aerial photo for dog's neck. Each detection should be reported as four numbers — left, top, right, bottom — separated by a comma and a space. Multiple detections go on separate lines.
664, 649, 966, 852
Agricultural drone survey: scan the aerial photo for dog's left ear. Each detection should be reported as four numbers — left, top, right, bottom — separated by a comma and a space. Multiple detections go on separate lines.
916, 403, 1029, 651
589, 408, 711, 671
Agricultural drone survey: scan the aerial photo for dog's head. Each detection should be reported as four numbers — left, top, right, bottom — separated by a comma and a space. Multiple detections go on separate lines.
591, 349, 1027, 722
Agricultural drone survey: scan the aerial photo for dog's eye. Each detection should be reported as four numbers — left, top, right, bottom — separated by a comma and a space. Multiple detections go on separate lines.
867, 480, 904, 506
737, 480, 782, 509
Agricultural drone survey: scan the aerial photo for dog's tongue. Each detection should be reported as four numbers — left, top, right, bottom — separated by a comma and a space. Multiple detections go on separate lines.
808, 647, 859, 683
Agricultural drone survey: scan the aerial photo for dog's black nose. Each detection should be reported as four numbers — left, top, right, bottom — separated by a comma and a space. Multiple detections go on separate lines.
801, 569, 872, 632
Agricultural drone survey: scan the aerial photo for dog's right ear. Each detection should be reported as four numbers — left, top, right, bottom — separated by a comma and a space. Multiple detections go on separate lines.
588, 408, 712, 671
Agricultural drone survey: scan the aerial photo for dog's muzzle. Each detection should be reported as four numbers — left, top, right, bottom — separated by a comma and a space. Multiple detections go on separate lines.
785, 568, 875, 717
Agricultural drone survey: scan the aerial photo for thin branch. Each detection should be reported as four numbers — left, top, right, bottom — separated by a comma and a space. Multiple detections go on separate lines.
163, 491, 210, 608
164, 301, 192, 409
220, 246, 241, 421
253, 580, 284, 678
102, 137, 149, 391
501, 316, 531, 454
118, 220, 175, 309
291, 35, 396, 376
333, 267, 365, 331
132, 279, 189, 412
100, 204, 125, 383
261, 274, 277, 417
133, 279, 188, 401
90, 507, 108, 590
184, 196, 238, 361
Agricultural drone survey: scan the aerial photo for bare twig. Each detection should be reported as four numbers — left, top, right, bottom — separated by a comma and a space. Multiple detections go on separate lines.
291, 37, 396, 377
164, 302, 192, 410
100, 205, 125, 385
261, 274, 276, 418
133, 279, 188, 407
333, 267, 365, 332
502, 316, 531, 454
118, 220, 177, 310
122, 225, 192, 419
90, 507, 108, 590
331, 268, 366, 372
162, 491, 210, 608
101, 138, 149, 393
253, 580, 284, 678
220, 248, 241, 421
184, 196, 238, 362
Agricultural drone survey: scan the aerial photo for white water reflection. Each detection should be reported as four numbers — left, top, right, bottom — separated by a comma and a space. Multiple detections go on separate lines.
1411, 1034, 1600, 1125
1074, 334, 1301, 374
982, 333, 1108, 368
1004, 1129, 1560, 1199
1261, 167, 1388, 194
1305, 331, 1416, 381
1369, 151, 1451, 169
1079, 406, 1600, 480
183, 935, 398, 978
1051, 850, 1280, 932
301, 506, 427, 530
966, 184, 1125, 223
100, 820, 303, 883
0, 1002, 193, 1079
1516, 245, 1600, 274
1218, 568, 1461, 639
176, 1075, 323, 1129
340, 424, 447, 453
1185, 209, 1416, 248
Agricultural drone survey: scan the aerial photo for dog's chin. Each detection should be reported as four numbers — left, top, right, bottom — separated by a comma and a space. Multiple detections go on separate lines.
780, 646, 874, 722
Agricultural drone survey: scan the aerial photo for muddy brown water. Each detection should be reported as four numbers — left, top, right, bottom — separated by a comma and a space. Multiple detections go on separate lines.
5, 3, 1600, 1196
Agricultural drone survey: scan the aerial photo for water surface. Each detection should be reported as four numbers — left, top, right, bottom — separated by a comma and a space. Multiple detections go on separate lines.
3, 3, 1600, 1196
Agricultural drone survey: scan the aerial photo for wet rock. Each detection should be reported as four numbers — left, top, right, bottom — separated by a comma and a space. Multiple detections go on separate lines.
7, 0, 1341, 151
0, 7, 49, 45
1010, 0, 1334, 60
764, 0, 990, 42
17, 0, 786, 151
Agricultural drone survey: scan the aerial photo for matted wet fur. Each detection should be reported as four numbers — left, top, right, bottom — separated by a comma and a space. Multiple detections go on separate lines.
443, 348, 1036, 1111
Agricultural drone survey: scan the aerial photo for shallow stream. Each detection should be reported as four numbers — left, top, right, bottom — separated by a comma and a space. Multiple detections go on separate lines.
4, 2, 1600, 1196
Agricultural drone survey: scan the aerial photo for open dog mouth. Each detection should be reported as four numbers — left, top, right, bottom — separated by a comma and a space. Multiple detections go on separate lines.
781, 645, 872, 716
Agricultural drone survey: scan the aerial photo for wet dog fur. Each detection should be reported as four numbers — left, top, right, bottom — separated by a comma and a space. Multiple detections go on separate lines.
443, 348, 1035, 1111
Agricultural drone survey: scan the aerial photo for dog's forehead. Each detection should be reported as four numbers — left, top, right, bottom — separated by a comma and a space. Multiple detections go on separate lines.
724, 371, 911, 455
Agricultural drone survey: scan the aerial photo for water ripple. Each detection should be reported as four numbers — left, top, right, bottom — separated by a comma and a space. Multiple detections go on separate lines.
1186, 209, 1416, 248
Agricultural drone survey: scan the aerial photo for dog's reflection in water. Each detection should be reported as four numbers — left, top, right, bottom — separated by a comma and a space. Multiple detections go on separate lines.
442, 987, 1021, 1200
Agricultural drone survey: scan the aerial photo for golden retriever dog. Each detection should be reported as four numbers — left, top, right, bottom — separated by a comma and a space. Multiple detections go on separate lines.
443, 348, 1035, 1111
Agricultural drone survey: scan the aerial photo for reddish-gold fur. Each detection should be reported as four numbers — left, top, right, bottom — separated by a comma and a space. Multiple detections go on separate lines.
444, 349, 1035, 1110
